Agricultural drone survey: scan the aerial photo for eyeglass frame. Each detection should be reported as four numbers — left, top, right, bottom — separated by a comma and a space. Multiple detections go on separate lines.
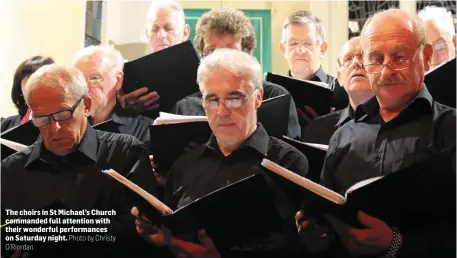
284, 39, 319, 51
31, 97, 84, 127
337, 53, 363, 68
87, 64, 116, 86
202, 88, 259, 111
362, 41, 424, 74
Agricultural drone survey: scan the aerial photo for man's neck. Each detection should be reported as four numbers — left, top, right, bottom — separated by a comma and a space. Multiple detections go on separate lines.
217, 124, 257, 157
290, 66, 319, 81
91, 100, 116, 125
349, 91, 373, 111
378, 99, 413, 123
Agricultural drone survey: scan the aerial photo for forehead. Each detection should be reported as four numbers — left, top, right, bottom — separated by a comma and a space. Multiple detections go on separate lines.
74, 55, 109, 75
202, 69, 249, 95
284, 22, 317, 38
362, 15, 417, 51
424, 20, 448, 41
340, 38, 361, 56
28, 84, 71, 111
203, 32, 242, 46
151, 7, 179, 24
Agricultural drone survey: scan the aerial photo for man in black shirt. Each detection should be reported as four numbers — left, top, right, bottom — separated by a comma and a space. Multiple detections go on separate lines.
301, 36, 373, 144
297, 9, 456, 258
73, 45, 153, 143
134, 49, 309, 258
1, 65, 158, 258
171, 7, 301, 139
279, 10, 349, 111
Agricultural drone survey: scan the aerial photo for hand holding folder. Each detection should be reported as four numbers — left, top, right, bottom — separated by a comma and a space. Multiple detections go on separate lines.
117, 87, 161, 113
122, 40, 200, 118
103, 170, 282, 250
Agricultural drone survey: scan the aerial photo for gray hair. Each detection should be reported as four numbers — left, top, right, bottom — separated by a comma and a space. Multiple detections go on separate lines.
72, 45, 124, 70
197, 49, 262, 92
418, 6, 456, 42
24, 64, 88, 105
146, 0, 185, 32
361, 8, 426, 48
281, 10, 326, 45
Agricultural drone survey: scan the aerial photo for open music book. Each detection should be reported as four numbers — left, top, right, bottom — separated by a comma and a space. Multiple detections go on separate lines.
0, 139, 27, 152
102, 169, 283, 249
261, 152, 455, 228
103, 169, 173, 216
261, 159, 382, 205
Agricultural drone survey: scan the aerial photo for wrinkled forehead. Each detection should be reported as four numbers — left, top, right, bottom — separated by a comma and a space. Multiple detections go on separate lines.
150, 7, 181, 26
340, 38, 361, 57
202, 70, 250, 95
28, 83, 70, 107
74, 55, 110, 74
361, 14, 416, 50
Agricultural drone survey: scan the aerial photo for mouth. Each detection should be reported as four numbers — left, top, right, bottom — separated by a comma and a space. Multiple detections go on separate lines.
217, 123, 236, 127
350, 73, 366, 80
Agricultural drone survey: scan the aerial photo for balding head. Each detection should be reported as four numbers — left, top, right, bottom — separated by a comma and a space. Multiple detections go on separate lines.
26, 64, 91, 156
361, 9, 426, 50
25, 64, 88, 105
336, 36, 372, 109
359, 9, 433, 113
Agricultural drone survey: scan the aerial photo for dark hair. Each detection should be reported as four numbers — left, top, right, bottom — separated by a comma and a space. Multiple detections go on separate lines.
12, 56, 55, 117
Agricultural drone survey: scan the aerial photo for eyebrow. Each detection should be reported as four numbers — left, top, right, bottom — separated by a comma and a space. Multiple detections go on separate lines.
204, 91, 245, 100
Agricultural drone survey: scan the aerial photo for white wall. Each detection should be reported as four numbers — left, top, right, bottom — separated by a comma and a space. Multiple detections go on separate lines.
0, 0, 86, 118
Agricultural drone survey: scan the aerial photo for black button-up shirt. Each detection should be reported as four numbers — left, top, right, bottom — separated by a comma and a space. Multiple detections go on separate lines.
301, 105, 354, 144
164, 124, 309, 257
320, 85, 456, 257
288, 65, 335, 87
91, 106, 153, 144
171, 81, 301, 139
2, 125, 157, 258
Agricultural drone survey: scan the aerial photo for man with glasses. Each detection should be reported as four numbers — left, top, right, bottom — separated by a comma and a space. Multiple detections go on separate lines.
172, 7, 301, 140
73, 45, 153, 143
1, 64, 158, 258
133, 49, 310, 258
418, 6, 456, 69
296, 9, 456, 258
279, 10, 349, 129
301, 36, 373, 144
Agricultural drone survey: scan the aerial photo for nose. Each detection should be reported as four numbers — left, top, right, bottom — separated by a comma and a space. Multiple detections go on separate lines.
48, 119, 62, 133
216, 102, 231, 117
296, 45, 306, 55
158, 28, 167, 38
352, 55, 363, 68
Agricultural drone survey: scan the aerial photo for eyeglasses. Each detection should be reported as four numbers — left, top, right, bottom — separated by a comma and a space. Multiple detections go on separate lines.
285, 39, 318, 51
362, 42, 424, 74
337, 53, 363, 68
202, 89, 258, 111
432, 38, 450, 52
32, 97, 84, 127
87, 65, 116, 86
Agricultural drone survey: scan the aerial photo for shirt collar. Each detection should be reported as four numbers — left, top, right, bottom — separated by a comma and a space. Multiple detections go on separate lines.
336, 105, 355, 127
205, 123, 269, 157
355, 84, 434, 121
288, 66, 329, 83
25, 124, 98, 168
88, 107, 126, 126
